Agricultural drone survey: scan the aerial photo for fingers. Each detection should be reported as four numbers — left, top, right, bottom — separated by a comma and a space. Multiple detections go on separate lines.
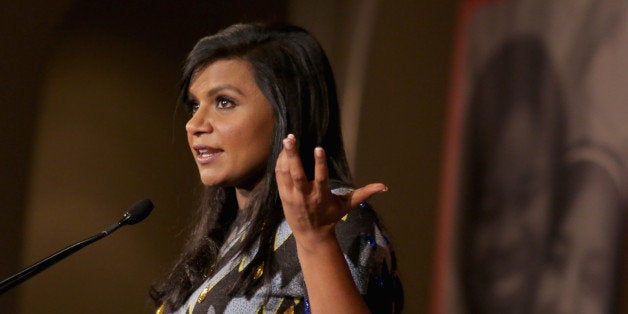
313, 147, 329, 193
282, 134, 309, 191
276, 134, 386, 213
349, 183, 388, 208
275, 145, 293, 193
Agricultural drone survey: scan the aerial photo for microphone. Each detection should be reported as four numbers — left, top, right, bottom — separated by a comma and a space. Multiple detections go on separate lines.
0, 199, 154, 295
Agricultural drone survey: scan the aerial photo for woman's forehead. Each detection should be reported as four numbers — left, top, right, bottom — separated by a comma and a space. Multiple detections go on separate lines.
189, 59, 256, 94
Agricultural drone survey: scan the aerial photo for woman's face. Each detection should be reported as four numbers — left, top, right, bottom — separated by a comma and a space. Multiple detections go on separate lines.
185, 59, 275, 189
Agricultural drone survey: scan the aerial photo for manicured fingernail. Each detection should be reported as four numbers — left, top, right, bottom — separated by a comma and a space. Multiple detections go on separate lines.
382, 185, 389, 192
287, 134, 295, 140
283, 137, 294, 149
315, 147, 324, 157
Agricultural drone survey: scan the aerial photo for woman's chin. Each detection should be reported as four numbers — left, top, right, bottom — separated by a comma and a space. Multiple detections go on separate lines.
199, 175, 224, 187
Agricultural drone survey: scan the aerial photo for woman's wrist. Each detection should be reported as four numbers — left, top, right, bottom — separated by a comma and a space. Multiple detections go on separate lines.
293, 227, 340, 255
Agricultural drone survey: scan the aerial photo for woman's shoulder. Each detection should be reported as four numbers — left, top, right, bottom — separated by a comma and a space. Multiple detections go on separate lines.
333, 201, 396, 274
335, 202, 389, 247
271, 198, 403, 312
335, 202, 404, 311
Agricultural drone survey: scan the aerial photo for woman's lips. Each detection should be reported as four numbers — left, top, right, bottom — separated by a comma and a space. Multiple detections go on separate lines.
192, 144, 223, 164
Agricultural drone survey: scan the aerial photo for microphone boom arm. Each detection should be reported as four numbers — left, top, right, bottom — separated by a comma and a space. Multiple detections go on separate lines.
0, 230, 108, 295
0, 199, 152, 295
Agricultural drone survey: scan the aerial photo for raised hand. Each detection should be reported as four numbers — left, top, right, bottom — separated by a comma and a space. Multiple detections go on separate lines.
274, 134, 383, 313
274, 134, 387, 249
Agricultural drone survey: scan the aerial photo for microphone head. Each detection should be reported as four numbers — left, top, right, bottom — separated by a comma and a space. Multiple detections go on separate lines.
121, 199, 154, 225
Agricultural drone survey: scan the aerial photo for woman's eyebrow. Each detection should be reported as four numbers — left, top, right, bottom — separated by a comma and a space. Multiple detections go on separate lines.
207, 84, 244, 96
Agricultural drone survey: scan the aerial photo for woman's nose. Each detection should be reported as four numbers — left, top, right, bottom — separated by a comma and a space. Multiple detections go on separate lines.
185, 106, 212, 135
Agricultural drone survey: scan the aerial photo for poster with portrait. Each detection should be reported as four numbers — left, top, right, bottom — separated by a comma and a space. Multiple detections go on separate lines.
433, 1, 628, 313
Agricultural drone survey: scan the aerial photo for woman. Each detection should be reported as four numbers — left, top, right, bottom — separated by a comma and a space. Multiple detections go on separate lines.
151, 23, 402, 313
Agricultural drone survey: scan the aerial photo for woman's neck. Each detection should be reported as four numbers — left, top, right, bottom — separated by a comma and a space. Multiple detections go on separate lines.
235, 188, 253, 209
234, 178, 266, 209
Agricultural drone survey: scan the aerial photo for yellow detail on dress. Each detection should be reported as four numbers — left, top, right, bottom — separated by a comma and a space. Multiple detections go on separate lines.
238, 256, 247, 272
341, 213, 348, 221
156, 303, 165, 314
253, 262, 264, 280
196, 284, 212, 303
283, 305, 295, 314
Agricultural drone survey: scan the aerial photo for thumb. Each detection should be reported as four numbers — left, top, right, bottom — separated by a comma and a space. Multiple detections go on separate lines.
349, 183, 388, 208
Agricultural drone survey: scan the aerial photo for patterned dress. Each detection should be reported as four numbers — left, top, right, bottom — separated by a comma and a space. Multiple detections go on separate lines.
162, 202, 402, 314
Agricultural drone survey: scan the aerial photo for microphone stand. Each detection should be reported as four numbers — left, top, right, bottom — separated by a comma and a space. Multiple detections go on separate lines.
0, 199, 152, 295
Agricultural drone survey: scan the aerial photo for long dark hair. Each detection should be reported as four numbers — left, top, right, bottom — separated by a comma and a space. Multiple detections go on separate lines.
150, 23, 353, 310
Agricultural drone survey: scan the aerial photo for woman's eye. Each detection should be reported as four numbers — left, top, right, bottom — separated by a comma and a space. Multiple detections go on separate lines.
189, 101, 200, 114
216, 96, 236, 109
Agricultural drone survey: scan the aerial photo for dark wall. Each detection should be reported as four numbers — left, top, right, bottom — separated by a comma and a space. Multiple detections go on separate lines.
0, 1, 286, 312
0, 1, 457, 313
354, 2, 455, 312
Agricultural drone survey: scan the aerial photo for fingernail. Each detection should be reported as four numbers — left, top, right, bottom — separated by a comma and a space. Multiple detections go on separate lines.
382, 185, 389, 192
287, 134, 295, 140
315, 147, 324, 157
283, 137, 294, 149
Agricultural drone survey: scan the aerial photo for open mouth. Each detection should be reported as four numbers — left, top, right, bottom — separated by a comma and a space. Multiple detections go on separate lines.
193, 145, 223, 163
196, 148, 216, 158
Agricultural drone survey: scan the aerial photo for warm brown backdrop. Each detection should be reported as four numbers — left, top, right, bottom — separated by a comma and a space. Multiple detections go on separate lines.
0, 1, 455, 313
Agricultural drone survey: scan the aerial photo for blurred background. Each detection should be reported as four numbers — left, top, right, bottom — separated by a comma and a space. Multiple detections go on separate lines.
435, 1, 628, 313
0, 1, 452, 313
2, 1, 627, 314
